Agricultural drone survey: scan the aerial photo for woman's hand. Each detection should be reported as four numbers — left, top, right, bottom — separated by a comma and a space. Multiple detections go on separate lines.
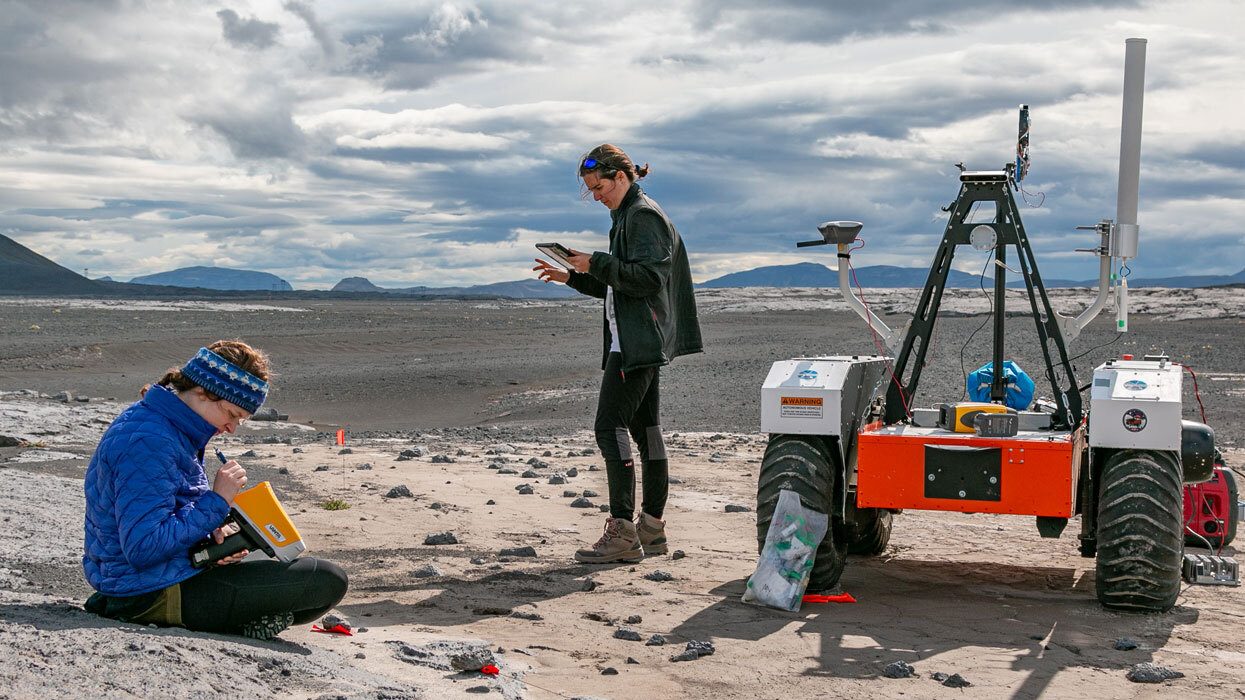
212, 460, 247, 504
210, 521, 249, 565
566, 249, 591, 273
533, 259, 570, 284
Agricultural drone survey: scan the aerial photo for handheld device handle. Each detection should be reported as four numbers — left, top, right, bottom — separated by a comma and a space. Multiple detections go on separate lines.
189, 527, 253, 568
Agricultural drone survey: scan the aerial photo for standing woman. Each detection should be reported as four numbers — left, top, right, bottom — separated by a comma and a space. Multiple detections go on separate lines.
83, 340, 347, 640
534, 144, 702, 563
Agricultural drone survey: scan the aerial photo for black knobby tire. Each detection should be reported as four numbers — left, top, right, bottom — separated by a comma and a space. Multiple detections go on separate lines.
1217, 466, 1238, 548
756, 435, 847, 592
843, 503, 893, 556
1095, 450, 1183, 612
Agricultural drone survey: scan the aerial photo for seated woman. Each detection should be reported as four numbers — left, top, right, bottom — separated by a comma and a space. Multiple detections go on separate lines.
83, 340, 347, 640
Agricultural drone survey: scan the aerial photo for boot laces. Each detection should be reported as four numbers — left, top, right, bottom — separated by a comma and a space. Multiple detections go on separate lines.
593, 519, 622, 549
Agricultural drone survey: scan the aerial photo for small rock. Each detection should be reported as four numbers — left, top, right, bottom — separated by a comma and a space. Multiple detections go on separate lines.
486, 463, 501, 469
456, 448, 469, 456
314, 465, 331, 472
356, 463, 373, 471
548, 474, 567, 485
667, 476, 682, 484
424, 531, 458, 545
411, 563, 443, 578
570, 497, 595, 508
465, 686, 490, 694
671, 550, 686, 560
0, 435, 23, 448
516, 484, 534, 495
472, 606, 512, 616
498, 467, 518, 474
566, 467, 579, 477
543, 450, 552, 457
940, 673, 971, 688
241, 449, 259, 457
400, 448, 422, 458
470, 557, 488, 565
338, 448, 353, 455
581, 578, 598, 592
626, 657, 639, 664
600, 667, 618, 675
598, 504, 610, 512
431, 454, 454, 464
589, 464, 602, 471
527, 457, 541, 465
449, 647, 497, 672
510, 610, 544, 621
724, 504, 752, 513
562, 490, 579, 498
521, 469, 540, 478
582, 489, 599, 498
55, 391, 72, 402
278, 467, 290, 475
613, 628, 642, 641
486, 499, 496, 505
395, 454, 413, 462
645, 634, 666, 646
1114, 637, 1139, 651
1126, 663, 1184, 683
385, 484, 413, 498
643, 570, 674, 582
321, 613, 349, 630
499, 546, 536, 557
671, 640, 714, 662
292, 447, 303, 453
625, 614, 642, 624
582, 448, 595, 456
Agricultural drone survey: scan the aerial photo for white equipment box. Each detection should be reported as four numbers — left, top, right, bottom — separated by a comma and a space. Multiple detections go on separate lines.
1088, 357, 1183, 450
761, 356, 889, 436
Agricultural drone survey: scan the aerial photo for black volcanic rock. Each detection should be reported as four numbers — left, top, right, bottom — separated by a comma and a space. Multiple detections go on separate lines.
129, 266, 293, 291
0, 234, 104, 295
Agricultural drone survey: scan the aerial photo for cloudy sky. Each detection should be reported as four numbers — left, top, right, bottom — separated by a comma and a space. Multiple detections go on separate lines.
2, 0, 1242, 288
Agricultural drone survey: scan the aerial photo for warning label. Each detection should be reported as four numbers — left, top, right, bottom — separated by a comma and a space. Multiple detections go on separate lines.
780, 396, 823, 419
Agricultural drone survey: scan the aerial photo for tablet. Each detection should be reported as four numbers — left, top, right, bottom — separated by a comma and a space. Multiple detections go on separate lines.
536, 242, 576, 269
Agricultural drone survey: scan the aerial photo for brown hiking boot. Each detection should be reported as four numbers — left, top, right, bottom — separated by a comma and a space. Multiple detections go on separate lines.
575, 517, 643, 564
635, 512, 668, 555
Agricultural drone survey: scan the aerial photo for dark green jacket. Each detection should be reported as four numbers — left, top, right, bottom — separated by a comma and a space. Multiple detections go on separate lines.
567, 183, 703, 372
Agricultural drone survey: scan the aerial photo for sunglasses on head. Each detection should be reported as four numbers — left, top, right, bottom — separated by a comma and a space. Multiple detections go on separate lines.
581, 157, 615, 171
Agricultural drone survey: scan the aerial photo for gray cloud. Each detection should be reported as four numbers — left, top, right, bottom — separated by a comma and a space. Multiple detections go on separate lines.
283, 1, 336, 58
216, 9, 280, 50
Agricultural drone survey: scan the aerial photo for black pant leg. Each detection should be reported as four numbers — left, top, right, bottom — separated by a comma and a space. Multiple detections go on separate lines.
594, 352, 657, 520
627, 368, 669, 519
180, 557, 348, 633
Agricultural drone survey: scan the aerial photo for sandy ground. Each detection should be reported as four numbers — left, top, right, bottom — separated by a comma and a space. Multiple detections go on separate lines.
2, 290, 1244, 699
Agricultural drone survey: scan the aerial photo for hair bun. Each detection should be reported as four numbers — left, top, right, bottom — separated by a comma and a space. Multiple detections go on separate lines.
635, 163, 651, 179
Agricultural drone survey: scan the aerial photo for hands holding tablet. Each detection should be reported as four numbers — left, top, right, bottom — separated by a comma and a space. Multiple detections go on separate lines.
533, 242, 591, 283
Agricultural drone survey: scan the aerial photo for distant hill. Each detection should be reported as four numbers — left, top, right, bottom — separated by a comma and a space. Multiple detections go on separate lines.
331, 276, 577, 299
130, 266, 293, 291
0, 233, 104, 294
332, 277, 384, 293
702, 261, 1245, 290
699, 262, 982, 288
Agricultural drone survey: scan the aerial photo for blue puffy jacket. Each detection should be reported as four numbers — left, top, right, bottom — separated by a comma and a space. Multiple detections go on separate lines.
83, 384, 230, 596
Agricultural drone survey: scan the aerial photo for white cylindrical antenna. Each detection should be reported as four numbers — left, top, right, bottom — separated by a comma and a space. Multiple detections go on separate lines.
1112, 38, 1145, 260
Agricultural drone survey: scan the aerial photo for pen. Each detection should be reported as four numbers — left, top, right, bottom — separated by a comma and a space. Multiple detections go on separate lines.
214, 448, 228, 465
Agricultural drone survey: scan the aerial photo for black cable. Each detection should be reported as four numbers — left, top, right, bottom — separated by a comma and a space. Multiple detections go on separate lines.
958, 254, 995, 401
1066, 331, 1122, 365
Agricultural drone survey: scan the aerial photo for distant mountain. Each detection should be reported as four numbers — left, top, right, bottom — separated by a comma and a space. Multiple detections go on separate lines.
699, 262, 982, 288
0, 233, 104, 294
95, 275, 114, 282
329, 276, 577, 299
332, 276, 383, 293
130, 266, 293, 291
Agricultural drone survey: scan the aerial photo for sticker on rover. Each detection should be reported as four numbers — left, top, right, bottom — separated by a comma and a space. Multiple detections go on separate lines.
780, 396, 823, 419
797, 369, 818, 382
1123, 379, 1147, 391
1122, 408, 1147, 432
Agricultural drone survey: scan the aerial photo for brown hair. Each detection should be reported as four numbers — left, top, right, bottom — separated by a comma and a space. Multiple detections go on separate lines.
140, 339, 271, 401
578, 143, 650, 184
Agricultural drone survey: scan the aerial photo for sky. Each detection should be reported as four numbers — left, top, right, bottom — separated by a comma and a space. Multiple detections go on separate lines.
1, 0, 1242, 289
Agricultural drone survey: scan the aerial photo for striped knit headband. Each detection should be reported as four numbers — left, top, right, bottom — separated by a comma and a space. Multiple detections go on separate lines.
181, 347, 268, 413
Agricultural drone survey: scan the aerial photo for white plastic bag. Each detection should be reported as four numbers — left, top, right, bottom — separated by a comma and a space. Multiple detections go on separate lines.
741, 489, 828, 612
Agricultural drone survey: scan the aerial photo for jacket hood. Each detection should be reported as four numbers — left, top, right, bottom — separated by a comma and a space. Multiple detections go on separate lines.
142, 384, 218, 454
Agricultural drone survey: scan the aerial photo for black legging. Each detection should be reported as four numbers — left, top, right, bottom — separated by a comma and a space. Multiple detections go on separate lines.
594, 352, 669, 521
180, 556, 348, 633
